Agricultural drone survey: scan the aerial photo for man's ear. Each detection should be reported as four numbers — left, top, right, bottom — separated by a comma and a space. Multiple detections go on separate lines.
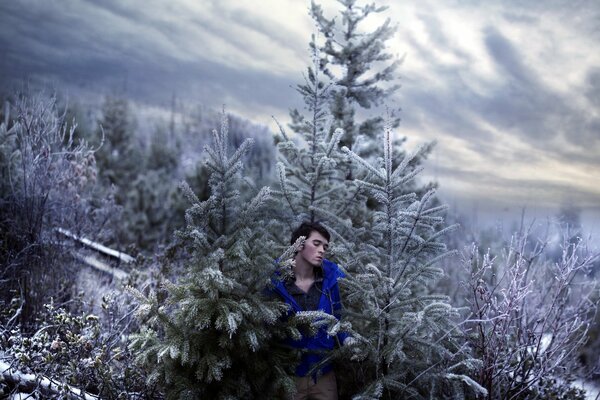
293, 246, 303, 257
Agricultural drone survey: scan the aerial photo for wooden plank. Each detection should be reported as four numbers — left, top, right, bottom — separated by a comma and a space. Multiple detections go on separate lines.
72, 252, 129, 280
56, 228, 135, 263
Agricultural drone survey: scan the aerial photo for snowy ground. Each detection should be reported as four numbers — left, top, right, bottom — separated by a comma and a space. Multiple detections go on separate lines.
574, 379, 600, 400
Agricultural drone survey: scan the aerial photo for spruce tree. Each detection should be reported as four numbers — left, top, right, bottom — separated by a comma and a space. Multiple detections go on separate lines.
94, 96, 143, 201
123, 169, 182, 252
309, 0, 437, 200
310, 0, 400, 160
276, 36, 364, 242
129, 112, 297, 399
339, 125, 485, 399
276, 5, 477, 398
122, 126, 184, 252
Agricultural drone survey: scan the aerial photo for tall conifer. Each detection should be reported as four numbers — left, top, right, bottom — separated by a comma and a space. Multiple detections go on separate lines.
339, 125, 485, 399
94, 96, 143, 196
310, 0, 400, 160
309, 0, 437, 197
276, 36, 361, 239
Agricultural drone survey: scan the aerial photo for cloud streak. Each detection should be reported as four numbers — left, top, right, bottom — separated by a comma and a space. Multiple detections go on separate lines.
0, 0, 598, 223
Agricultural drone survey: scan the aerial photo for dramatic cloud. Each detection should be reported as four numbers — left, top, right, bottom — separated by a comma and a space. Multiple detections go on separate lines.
1, 0, 598, 227
386, 1, 600, 223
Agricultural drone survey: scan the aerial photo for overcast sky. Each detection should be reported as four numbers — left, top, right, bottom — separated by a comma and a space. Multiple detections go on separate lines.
1, 0, 599, 231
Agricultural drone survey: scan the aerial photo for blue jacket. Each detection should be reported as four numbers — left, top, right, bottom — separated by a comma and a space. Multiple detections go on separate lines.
271, 259, 349, 378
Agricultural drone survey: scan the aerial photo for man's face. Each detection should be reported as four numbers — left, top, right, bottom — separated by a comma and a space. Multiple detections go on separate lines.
297, 231, 329, 267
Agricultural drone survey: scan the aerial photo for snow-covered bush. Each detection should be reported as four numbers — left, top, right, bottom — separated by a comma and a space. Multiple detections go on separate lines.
0, 295, 153, 399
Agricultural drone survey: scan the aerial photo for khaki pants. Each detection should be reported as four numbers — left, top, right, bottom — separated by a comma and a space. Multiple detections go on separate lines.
293, 371, 338, 400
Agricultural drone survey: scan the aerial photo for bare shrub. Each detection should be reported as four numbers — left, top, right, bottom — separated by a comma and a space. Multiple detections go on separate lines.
461, 223, 599, 399
0, 92, 115, 328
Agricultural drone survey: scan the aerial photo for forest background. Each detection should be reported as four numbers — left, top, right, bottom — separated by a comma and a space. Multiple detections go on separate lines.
1, 0, 600, 399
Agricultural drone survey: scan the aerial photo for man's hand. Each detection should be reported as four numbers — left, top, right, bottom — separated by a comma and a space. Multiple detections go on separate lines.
343, 337, 357, 347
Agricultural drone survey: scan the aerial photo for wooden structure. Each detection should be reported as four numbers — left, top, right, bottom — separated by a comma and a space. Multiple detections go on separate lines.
55, 228, 133, 280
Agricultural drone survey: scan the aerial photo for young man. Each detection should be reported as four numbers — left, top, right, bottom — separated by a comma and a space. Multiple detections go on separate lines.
271, 222, 352, 400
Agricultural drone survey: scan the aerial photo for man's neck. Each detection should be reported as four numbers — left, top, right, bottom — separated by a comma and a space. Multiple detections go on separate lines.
293, 257, 315, 281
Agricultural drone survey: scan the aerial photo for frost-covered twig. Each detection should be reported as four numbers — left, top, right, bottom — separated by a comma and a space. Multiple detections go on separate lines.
461, 225, 599, 399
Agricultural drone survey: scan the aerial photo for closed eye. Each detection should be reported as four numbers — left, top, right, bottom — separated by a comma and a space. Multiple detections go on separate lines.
313, 240, 329, 251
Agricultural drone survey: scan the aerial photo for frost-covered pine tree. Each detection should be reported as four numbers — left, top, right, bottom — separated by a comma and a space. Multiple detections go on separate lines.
129, 112, 297, 399
276, 36, 362, 238
310, 0, 437, 195
122, 126, 184, 252
339, 124, 485, 399
94, 96, 143, 197
310, 0, 400, 160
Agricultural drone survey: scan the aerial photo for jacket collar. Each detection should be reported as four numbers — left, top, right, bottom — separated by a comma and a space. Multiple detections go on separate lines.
320, 259, 344, 291
272, 259, 345, 312
273, 258, 344, 294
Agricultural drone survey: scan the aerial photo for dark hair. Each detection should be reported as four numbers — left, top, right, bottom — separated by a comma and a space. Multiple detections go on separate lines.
290, 221, 330, 245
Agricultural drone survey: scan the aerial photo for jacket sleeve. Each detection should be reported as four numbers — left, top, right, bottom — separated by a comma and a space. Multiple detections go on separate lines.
329, 281, 350, 344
